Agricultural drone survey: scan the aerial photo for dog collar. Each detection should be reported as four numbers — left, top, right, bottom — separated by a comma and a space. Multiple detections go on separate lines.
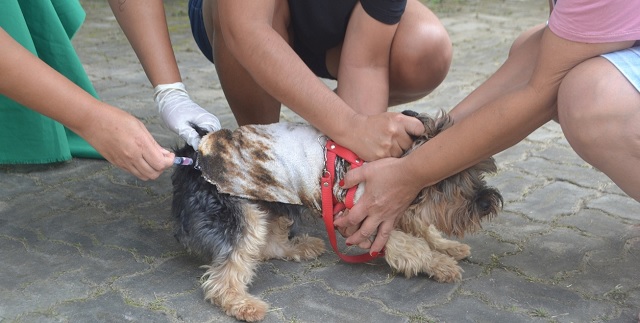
321, 140, 383, 263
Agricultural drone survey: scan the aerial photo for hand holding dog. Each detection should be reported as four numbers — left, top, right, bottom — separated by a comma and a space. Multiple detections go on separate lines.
337, 112, 425, 162
335, 156, 425, 253
155, 82, 221, 149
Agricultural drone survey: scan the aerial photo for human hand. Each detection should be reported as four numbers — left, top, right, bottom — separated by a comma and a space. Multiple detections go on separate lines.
78, 103, 175, 180
333, 157, 423, 254
154, 82, 221, 148
340, 112, 424, 162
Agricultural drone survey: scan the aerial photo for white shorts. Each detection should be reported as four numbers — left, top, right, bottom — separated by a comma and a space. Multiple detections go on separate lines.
601, 46, 640, 92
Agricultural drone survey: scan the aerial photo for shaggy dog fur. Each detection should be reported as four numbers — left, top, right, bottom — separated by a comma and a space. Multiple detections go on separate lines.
171, 111, 502, 321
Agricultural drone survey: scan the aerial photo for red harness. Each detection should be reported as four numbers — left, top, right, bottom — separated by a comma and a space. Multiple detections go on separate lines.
321, 140, 384, 263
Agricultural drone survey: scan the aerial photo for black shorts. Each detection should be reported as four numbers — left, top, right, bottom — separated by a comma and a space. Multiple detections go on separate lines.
290, 0, 406, 79
188, 0, 406, 79
188, 0, 213, 63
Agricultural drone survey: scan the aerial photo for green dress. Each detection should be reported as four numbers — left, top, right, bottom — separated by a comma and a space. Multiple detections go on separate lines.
0, 0, 103, 164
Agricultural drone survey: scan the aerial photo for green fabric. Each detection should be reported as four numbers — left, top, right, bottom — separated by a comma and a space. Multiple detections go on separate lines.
0, 0, 103, 164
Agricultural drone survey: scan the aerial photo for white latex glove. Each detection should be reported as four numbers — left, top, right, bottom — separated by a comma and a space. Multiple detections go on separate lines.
154, 82, 221, 148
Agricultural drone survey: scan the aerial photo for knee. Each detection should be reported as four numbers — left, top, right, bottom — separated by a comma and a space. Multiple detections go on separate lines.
390, 22, 452, 99
557, 57, 640, 157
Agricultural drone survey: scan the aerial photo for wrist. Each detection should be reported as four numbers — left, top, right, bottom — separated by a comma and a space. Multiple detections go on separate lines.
331, 109, 363, 143
153, 82, 188, 103
402, 151, 433, 190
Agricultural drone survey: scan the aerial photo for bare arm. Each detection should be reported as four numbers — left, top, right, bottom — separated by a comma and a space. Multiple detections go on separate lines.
338, 27, 635, 252
0, 28, 174, 180
107, 0, 181, 86
217, 0, 422, 160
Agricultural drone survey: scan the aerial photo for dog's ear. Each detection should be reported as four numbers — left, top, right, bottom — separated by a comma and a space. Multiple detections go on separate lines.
434, 111, 453, 134
401, 110, 420, 118
189, 122, 211, 138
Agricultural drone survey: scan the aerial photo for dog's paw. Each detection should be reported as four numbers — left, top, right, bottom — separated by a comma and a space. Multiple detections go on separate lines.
226, 297, 268, 322
441, 242, 471, 260
426, 253, 463, 283
288, 234, 326, 261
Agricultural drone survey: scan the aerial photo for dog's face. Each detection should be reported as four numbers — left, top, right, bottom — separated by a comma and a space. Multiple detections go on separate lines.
398, 112, 503, 238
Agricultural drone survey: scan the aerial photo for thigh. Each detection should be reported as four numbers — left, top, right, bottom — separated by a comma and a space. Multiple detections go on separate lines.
205, 0, 291, 43
292, 0, 357, 79
559, 56, 640, 200
327, 0, 453, 104
202, 0, 292, 125
559, 56, 640, 125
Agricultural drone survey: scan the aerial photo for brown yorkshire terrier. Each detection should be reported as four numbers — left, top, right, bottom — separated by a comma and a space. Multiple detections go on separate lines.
170, 110, 502, 321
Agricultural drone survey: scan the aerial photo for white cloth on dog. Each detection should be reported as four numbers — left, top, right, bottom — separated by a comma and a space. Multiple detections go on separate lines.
197, 123, 329, 210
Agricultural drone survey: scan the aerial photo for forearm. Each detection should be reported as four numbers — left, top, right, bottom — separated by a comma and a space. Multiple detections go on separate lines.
220, 14, 357, 141
450, 25, 545, 122
439, 29, 635, 188
0, 29, 102, 133
108, 0, 181, 86
337, 2, 396, 115
407, 84, 556, 188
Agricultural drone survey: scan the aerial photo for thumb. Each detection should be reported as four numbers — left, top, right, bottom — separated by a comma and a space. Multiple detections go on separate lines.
402, 115, 425, 137
181, 128, 201, 149
194, 113, 222, 133
342, 164, 366, 189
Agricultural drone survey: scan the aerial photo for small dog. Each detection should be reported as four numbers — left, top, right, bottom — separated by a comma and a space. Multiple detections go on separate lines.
171, 111, 502, 321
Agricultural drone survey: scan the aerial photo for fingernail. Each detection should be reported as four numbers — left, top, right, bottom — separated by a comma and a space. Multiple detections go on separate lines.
370, 251, 379, 257
346, 242, 352, 246
339, 179, 344, 187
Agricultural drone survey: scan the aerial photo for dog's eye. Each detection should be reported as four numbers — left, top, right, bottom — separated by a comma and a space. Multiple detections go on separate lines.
478, 199, 492, 213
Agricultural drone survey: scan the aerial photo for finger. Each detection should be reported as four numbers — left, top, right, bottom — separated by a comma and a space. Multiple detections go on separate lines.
134, 159, 158, 181
138, 148, 172, 181
357, 239, 372, 250
334, 167, 367, 228
182, 128, 201, 149
337, 226, 349, 238
143, 139, 175, 172
196, 114, 222, 132
344, 224, 359, 237
345, 215, 380, 246
333, 196, 367, 228
125, 161, 150, 181
391, 141, 406, 158
369, 220, 394, 254
340, 165, 364, 190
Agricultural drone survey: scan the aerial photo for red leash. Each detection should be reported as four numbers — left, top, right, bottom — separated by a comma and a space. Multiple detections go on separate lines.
321, 140, 383, 263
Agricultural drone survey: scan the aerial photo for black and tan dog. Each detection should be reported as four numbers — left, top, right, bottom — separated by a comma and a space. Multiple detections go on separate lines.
171, 111, 502, 321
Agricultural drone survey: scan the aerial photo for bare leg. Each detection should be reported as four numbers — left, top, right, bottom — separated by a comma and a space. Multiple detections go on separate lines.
203, 0, 291, 125
558, 57, 640, 201
387, 0, 452, 106
326, 0, 453, 112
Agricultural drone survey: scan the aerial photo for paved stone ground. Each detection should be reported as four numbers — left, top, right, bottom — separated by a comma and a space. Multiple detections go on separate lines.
1, 0, 639, 322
